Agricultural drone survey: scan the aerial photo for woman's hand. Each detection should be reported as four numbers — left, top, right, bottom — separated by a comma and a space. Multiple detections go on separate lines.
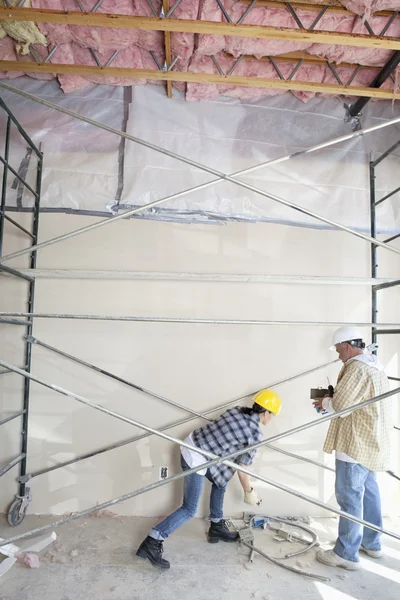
244, 488, 262, 506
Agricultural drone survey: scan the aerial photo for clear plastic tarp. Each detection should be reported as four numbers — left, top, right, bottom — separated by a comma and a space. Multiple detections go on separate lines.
1, 76, 400, 233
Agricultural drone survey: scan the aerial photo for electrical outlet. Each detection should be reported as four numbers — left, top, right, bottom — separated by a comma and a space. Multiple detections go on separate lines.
159, 466, 168, 480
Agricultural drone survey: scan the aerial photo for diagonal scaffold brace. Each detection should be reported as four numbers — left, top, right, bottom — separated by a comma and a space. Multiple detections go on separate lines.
1, 82, 400, 264
0, 358, 399, 550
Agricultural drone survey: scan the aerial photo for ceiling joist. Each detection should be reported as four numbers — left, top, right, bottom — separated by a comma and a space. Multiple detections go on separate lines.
228, 51, 381, 69
1, 59, 398, 99
242, 0, 400, 18
1, 6, 400, 50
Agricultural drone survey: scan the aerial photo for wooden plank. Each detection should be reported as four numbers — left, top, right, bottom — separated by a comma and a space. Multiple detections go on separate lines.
241, 0, 400, 18
163, 0, 173, 98
1, 7, 400, 50
226, 51, 381, 70
1, 60, 398, 99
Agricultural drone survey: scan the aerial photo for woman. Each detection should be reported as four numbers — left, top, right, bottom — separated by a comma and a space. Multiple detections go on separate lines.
136, 389, 281, 569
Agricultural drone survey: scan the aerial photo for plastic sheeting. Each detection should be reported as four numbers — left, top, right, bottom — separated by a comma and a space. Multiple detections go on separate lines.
1, 76, 400, 233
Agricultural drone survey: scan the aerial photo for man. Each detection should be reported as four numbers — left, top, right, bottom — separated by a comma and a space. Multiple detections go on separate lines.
136, 389, 281, 569
313, 326, 392, 571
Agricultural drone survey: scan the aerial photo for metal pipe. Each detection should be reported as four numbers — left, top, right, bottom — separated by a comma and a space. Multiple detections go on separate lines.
2, 213, 36, 239
371, 139, 400, 168
216, 0, 232, 22
0, 264, 34, 282
264, 444, 335, 473
23, 356, 339, 481
0, 97, 42, 158
19, 152, 41, 498
26, 335, 337, 477
0, 453, 26, 478
370, 160, 377, 353
347, 51, 400, 118
1, 360, 395, 472
165, 0, 184, 18
0, 115, 11, 257
383, 233, 400, 244
375, 185, 400, 206
0, 156, 39, 199
0, 359, 399, 546
387, 470, 400, 481
0, 411, 25, 426
374, 329, 400, 334
1, 84, 400, 263
2, 313, 400, 328
236, 0, 257, 24
12, 270, 399, 285
373, 279, 400, 291
0, 381, 399, 549
27, 336, 209, 420
0, 318, 32, 326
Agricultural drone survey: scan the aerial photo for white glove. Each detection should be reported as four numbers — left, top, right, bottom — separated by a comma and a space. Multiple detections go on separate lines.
244, 488, 262, 506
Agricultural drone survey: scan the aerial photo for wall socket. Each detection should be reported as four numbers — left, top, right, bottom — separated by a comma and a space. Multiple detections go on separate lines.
159, 466, 168, 480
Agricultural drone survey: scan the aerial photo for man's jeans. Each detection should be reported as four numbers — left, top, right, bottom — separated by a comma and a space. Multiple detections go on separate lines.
334, 459, 383, 563
149, 456, 227, 541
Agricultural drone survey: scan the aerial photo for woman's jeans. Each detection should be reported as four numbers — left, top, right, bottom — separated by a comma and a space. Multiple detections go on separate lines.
333, 459, 383, 563
149, 456, 227, 541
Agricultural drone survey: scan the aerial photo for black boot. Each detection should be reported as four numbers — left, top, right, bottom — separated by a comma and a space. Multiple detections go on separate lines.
207, 520, 239, 544
136, 536, 170, 569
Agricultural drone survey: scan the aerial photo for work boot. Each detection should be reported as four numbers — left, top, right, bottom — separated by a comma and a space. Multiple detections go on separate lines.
207, 520, 239, 544
136, 536, 170, 569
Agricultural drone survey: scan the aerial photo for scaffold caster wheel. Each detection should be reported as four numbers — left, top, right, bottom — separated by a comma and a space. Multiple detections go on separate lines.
7, 498, 28, 527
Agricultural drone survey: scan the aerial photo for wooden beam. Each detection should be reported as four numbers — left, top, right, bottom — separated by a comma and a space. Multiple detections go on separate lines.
227, 51, 381, 70
163, 0, 173, 98
1, 7, 400, 50
1, 60, 398, 100
241, 0, 400, 18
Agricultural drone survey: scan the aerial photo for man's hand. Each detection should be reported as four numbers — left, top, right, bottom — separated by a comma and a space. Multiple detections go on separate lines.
244, 488, 262, 506
312, 398, 324, 410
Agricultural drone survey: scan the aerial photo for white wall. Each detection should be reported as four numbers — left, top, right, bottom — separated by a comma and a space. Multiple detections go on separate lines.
0, 214, 399, 520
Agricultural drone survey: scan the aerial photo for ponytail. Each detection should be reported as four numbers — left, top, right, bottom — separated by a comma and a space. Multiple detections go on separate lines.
239, 403, 267, 415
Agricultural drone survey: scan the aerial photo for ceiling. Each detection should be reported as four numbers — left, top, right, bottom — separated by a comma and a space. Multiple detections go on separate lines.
0, 0, 400, 106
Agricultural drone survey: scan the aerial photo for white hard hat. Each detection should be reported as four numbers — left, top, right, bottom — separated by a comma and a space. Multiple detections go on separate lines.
330, 326, 364, 350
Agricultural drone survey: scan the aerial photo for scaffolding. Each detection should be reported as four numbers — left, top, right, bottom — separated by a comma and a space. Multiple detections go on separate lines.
0, 87, 399, 548
0, 97, 42, 526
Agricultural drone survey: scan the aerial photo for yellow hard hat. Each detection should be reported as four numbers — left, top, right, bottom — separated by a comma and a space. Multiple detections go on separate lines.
253, 389, 281, 415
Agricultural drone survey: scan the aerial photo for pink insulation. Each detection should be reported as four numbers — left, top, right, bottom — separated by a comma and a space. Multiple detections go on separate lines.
1, 0, 399, 104
0, 37, 21, 79
58, 43, 147, 92
185, 52, 387, 102
16, 552, 40, 568
341, 0, 400, 15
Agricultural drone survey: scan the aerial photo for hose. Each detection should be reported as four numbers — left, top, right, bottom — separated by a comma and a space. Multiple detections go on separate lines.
240, 539, 330, 582
232, 518, 329, 582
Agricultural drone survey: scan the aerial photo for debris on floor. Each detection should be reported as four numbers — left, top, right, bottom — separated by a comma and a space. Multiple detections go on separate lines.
16, 552, 40, 569
88, 509, 119, 519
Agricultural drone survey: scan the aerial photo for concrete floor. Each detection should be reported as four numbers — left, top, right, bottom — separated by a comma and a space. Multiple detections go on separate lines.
0, 515, 399, 600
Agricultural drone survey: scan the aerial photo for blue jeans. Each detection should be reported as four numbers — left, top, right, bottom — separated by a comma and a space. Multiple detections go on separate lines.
333, 459, 383, 563
149, 456, 227, 541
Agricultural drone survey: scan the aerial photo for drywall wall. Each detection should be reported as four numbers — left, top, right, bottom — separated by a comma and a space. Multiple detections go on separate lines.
0, 213, 399, 521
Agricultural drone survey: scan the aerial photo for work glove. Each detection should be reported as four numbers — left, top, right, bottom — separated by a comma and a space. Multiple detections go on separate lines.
244, 488, 262, 506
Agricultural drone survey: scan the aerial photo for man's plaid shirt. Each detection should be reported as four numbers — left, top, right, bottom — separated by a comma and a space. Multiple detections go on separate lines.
324, 358, 392, 471
191, 407, 262, 487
